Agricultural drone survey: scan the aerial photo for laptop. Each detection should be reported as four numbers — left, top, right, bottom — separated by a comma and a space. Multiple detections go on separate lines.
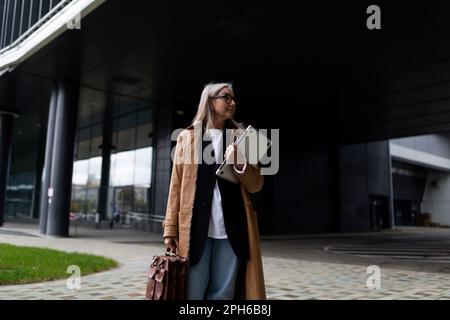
215, 125, 272, 183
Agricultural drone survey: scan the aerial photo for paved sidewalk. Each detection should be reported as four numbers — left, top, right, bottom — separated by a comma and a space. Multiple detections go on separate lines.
1, 224, 450, 299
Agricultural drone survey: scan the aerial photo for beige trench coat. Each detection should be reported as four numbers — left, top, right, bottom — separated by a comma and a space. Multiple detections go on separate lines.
162, 121, 266, 299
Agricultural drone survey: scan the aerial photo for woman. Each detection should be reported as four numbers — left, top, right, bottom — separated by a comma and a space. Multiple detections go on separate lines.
163, 82, 265, 300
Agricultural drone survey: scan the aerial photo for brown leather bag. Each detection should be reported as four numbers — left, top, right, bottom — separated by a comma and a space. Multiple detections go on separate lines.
145, 250, 188, 300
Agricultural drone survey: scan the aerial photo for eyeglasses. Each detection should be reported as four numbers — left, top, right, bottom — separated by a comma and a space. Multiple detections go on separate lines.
211, 93, 237, 105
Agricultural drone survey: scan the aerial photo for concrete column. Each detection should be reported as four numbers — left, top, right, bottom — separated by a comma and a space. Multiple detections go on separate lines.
147, 103, 175, 233
98, 103, 113, 222
31, 125, 47, 219
39, 85, 58, 234
46, 80, 79, 236
388, 143, 395, 229
0, 111, 18, 227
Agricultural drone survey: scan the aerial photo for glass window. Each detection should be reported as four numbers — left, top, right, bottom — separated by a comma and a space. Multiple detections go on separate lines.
40, 1, 50, 18
77, 127, 91, 141
87, 157, 102, 188
133, 187, 150, 213
117, 127, 135, 152
112, 125, 118, 151
71, 186, 87, 214
111, 150, 135, 186
90, 136, 103, 157
86, 188, 99, 214
136, 123, 153, 148
118, 113, 136, 131
71, 103, 155, 217
5, 171, 34, 218
91, 124, 103, 137
134, 147, 152, 187
120, 99, 138, 115
29, 1, 40, 31
21, 3, 31, 37
137, 109, 153, 125
109, 153, 117, 187
77, 140, 90, 160
73, 160, 89, 185
114, 186, 134, 213
91, 104, 105, 124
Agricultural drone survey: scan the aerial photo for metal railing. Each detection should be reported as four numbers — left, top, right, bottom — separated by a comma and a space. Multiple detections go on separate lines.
0, 0, 73, 52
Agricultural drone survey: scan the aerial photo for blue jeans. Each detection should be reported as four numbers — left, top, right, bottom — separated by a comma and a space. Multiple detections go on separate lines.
186, 237, 240, 300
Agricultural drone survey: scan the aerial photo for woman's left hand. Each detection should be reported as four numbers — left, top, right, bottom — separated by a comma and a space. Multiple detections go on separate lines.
225, 143, 246, 171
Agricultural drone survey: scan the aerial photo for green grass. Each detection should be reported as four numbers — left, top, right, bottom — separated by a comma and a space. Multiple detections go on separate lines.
0, 243, 118, 285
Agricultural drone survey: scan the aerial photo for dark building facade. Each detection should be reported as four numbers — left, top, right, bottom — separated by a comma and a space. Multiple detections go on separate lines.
2, 1, 450, 236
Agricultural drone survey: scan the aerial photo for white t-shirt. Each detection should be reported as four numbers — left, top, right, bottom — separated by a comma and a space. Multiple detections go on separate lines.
206, 129, 227, 239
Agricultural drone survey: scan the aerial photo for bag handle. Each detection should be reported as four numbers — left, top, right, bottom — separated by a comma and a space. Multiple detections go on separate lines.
165, 248, 187, 260
165, 248, 177, 257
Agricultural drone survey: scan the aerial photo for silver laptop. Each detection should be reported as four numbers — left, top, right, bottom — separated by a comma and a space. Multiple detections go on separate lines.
215, 125, 271, 183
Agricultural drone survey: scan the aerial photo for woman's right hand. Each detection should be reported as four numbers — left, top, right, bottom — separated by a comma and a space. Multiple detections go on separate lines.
164, 236, 179, 253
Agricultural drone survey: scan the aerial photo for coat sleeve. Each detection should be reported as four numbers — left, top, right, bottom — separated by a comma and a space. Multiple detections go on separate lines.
162, 133, 184, 238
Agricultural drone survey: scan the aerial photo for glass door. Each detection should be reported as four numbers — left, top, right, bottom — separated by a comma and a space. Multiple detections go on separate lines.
112, 186, 134, 226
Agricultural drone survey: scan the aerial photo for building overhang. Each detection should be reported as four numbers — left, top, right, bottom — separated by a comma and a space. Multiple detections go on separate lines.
0, 0, 106, 75
390, 142, 450, 173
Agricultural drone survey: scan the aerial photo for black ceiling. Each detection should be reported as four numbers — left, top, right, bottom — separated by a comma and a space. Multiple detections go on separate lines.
3, 0, 450, 150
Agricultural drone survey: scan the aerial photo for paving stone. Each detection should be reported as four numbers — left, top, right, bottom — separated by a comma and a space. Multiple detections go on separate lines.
2, 229, 450, 300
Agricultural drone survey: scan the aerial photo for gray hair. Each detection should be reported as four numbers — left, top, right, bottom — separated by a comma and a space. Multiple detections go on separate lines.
191, 82, 243, 130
